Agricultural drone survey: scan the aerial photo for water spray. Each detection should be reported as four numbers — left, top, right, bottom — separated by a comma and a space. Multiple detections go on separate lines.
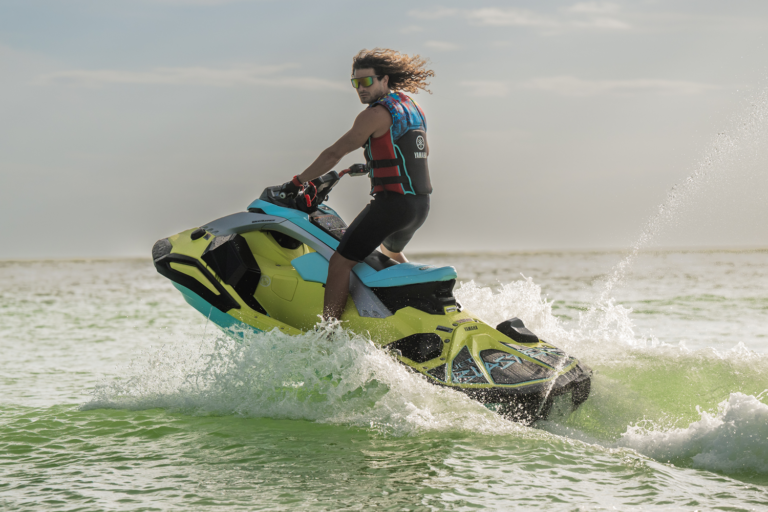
589, 86, 768, 310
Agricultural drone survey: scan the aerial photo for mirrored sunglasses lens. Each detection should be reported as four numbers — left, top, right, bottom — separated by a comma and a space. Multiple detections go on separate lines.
351, 76, 375, 88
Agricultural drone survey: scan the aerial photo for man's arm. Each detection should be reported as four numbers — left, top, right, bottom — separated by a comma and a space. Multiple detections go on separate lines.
296, 106, 391, 183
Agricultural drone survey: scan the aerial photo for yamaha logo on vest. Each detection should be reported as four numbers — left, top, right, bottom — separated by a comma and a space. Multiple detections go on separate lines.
416, 135, 425, 150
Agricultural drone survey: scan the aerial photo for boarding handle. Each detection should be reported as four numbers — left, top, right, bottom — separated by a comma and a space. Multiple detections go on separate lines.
339, 163, 368, 177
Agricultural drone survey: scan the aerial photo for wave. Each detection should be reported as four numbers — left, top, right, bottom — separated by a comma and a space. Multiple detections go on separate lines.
456, 278, 768, 476
619, 392, 768, 475
85, 321, 534, 438
86, 274, 768, 476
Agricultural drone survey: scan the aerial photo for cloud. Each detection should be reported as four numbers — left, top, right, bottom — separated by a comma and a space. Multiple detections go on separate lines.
466, 8, 560, 29
461, 76, 720, 98
466, 7, 630, 30
409, 5, 629, 32
572, 17, 629, 30
566, 2, 620, 14
410, 3, 768, 35
400, 25, 424, 34
460, 81, 509, 98
0, 44, 56, 81
522, 76, 721, 96
407, 7, 460, 20
33, 64, 347, 91
424, 40, 460, 51
143, 0, 266, 4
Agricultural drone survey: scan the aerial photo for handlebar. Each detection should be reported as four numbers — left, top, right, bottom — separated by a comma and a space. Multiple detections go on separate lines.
339, 163, 368, 178
259, 164, 368, 213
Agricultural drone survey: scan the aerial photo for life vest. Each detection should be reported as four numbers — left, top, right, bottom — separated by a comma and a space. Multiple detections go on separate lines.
363, 92, 432, 195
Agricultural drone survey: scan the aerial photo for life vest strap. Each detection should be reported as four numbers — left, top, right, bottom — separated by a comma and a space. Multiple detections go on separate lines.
367, 158, 402, 169
371, 175, 410, 186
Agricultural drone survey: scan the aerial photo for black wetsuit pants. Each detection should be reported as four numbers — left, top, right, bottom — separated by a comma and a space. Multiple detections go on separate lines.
336, 193, 430, 262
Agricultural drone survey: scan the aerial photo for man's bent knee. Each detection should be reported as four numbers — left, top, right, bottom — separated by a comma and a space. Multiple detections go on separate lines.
329, 251, 358, 271
380, 244, 407, 264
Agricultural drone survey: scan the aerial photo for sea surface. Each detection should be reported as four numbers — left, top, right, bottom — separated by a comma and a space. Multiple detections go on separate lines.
1, 251, 768, 511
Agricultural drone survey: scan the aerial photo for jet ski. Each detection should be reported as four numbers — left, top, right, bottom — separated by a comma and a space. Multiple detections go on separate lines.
151, 170, 591, 422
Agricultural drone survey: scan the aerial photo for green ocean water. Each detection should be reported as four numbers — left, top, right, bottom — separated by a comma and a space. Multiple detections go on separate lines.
2, 253, 768, 511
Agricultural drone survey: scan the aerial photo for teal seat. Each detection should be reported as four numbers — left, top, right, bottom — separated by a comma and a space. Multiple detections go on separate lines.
291, 252, 329, 284
291, 253, 457, 288
352, 261, 457, 288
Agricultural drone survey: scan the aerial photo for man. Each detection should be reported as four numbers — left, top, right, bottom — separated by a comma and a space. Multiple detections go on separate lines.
280, 48, 435, 319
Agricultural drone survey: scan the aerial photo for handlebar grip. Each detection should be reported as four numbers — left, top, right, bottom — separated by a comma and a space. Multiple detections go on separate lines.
342, 163, 368, 177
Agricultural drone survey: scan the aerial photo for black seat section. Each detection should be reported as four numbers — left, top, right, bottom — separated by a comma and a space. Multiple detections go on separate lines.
201, 234, 267, 315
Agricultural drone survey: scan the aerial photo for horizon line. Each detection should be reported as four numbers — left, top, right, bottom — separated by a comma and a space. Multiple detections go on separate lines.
2, 245, 767, 264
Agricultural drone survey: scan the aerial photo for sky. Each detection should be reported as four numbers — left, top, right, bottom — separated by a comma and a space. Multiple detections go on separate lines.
2, 0, 768, 259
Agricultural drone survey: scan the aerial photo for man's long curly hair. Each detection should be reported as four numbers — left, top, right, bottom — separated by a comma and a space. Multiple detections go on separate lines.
352, 48, 434, 94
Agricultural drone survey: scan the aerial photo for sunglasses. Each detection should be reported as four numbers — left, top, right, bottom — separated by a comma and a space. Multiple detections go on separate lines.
350, 75, 380, 89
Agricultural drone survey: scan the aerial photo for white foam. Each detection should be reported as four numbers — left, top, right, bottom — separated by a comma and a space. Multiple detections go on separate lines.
455, 276, 652, 358
85, 321, 536, 438
619, 392, 768, 474
455, 277, 565, 337
455, 276, 768, 363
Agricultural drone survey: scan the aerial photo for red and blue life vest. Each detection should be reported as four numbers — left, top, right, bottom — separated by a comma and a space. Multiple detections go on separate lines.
364, 92, 432, 195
